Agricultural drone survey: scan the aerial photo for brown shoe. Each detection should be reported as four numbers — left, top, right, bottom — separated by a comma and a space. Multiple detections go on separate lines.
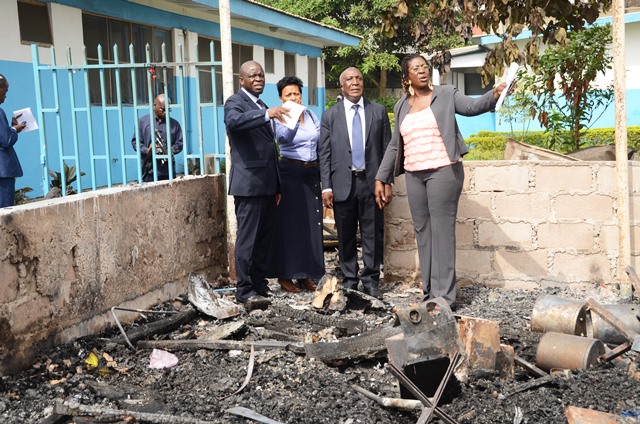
298, 279, 316, 292
278, 278, 302, 293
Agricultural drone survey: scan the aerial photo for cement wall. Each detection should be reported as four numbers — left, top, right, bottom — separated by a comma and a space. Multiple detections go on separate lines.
383, 161, 640, 291
0, 175, 227, 375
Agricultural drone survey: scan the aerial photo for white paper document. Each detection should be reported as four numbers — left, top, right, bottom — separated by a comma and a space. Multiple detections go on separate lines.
12, 107, 39, 133
494, 62, 521, 112
281, 100, 306, 130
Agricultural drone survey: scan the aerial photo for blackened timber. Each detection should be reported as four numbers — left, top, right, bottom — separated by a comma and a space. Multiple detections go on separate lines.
138, 339, 305, 353
305, 326, 402, 365
39, 413, 70, 424
514, 355, 549, 377
271, 304, 365, 335
53, 400, 217, 424
112, 307, 197, 346
503, 374, 557, 397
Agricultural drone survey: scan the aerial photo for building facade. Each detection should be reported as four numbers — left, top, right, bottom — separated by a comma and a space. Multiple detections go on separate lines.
0, 0, 359, 197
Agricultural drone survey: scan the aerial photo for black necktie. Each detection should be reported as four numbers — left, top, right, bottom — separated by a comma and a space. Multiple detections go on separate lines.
257, 99, 274, 134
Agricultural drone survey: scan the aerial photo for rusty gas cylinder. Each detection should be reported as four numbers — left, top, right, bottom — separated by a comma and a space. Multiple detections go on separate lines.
535, 332, 605, 371
531, 295, 592, 337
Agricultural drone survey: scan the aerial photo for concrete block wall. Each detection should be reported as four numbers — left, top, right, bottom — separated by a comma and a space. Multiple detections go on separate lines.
383, 161, 640, 291
0, 175, 227, 374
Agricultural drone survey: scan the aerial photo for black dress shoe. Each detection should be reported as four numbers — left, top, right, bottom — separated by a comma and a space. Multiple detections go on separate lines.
241, 295, 271, 311
257, 288, 275, 298
236, 294, 268, 304
363, 287, 383, 300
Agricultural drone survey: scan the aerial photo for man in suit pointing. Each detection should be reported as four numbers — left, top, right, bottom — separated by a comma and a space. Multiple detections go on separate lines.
224, 60, 290, 304
319, 67, 392, 299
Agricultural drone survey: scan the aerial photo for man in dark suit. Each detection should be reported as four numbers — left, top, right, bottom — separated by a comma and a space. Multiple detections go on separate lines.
223, 60, 290, 304
0, 74, 26, 208
131, 94, 183, 182
319, 67, 391, 299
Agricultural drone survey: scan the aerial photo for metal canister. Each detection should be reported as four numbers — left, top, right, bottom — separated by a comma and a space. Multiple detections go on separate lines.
536, 332, 605, 371
591, 304, 640, 344
531, 294, 640, 344
531, 295, 593, 337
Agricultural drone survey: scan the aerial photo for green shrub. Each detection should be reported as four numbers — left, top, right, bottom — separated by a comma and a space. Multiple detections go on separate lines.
465, 126, 640, 159
464, 136, 508, 160
373, 97, 398, 113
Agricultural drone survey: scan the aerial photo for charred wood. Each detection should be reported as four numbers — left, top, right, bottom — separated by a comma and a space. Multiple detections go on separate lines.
270, 304, 365, 335
137, 339, 305, 353
503, 374, 557, 397
53, 399, 217, 424
112, 308, 197, 346
305, 326, 402, 365
514, 355, 548, 378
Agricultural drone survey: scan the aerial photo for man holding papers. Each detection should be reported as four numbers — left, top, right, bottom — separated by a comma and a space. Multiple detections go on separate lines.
0, 74, 26, 208
267, 76, 324, 293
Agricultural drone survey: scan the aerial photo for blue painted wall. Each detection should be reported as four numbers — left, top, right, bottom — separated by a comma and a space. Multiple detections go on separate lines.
458, 111, 497, 138
4, 0, 330, 198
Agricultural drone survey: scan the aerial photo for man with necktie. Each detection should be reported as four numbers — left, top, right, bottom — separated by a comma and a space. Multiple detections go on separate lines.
318, 67, 392, 299
224, 60, 290, 304
0, 73, 26, 208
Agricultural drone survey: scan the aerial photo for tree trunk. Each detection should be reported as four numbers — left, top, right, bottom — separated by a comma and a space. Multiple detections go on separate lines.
378, 68, 387, 98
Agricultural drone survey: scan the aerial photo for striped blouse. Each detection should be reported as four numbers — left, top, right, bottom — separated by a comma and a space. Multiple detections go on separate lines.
400, 106, 455, 171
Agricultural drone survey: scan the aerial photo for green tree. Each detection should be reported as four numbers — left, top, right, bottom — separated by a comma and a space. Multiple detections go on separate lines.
384, 0, 612, 85
257, 0, 462, 97
503, 24, 613, 152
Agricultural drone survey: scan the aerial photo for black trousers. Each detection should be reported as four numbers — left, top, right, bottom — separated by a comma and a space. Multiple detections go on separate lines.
333, 173, 383, 290
234, 195, 277, 302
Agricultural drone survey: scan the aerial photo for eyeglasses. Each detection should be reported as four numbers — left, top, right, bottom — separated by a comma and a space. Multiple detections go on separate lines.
410, 64, 430, 73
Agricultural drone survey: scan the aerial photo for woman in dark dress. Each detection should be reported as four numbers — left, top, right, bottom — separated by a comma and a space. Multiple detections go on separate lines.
270, 76, 324, 292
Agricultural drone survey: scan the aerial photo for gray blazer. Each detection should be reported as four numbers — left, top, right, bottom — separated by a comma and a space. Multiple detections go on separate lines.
376, 85, 497, 183
319, 99, 391, 202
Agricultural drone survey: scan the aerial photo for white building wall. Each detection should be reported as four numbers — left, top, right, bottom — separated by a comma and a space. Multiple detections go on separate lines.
50, 3, 84, 66
272, 49, 285, 83
295, 53, 307, 83
623, 22, 640, 89
0, 2, 83, 65
0, 1, 31, 63
253, 45, 266, 77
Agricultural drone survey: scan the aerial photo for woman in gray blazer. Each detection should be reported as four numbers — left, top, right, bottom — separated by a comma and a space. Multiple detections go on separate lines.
374, 53, 507, 309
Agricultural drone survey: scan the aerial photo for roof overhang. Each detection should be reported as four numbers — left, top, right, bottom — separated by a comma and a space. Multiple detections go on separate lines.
128, 0, 360, 48
448, 45, 490, 69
